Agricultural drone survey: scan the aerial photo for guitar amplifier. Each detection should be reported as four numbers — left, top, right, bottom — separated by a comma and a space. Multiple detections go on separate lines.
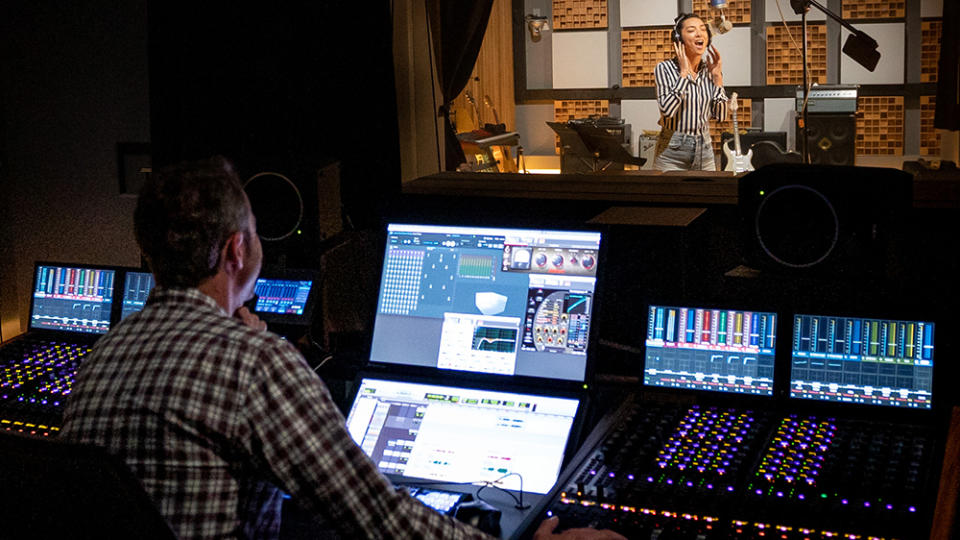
796, 85, 859, 114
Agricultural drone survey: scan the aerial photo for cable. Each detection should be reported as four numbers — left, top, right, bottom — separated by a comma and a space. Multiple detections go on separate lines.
774, 0, 814, 115
476, 472, 530, 510
398, 471, 531, 510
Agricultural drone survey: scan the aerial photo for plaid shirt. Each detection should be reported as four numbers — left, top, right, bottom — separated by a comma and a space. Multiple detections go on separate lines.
61, 287, 492, 539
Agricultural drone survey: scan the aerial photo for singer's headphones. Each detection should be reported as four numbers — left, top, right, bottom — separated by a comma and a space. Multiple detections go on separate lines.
672, 13, 711, 47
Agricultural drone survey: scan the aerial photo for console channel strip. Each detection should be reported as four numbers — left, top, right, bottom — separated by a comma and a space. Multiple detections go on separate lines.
537, 395, 938, 539
0, 337, 92, 437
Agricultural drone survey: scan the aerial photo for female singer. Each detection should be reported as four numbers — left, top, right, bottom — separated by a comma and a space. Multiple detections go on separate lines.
653, 13, 729, 171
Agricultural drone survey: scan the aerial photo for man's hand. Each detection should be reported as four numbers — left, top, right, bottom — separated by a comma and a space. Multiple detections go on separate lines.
235, 306, 267, 332
533, 516, 627, 540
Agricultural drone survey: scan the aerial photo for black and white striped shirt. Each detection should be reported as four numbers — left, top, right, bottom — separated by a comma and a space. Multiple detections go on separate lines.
655, 57, 728, 135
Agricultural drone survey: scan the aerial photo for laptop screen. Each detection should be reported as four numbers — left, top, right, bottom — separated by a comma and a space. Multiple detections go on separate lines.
643, 305, 778, 396
789, 314, 934, 409
369, 224, 602, 382
120, 271, 155, 321
29, 264, 116, 335
344, 377, 580, 494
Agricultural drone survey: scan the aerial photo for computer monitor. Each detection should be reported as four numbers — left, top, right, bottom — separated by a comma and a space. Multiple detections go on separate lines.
29, 263, 116, 335
368, 224, 602, 382
344, 377, 581, 494
789, 314, 934, 409
119, 271, 154, 321
643, 305, 778, 396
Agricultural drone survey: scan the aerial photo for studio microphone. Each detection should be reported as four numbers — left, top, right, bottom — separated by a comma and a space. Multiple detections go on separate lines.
710, 13, 732, 34
709, 0, 732, 35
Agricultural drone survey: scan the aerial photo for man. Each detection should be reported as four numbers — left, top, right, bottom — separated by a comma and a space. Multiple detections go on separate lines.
61, 156, 624, 539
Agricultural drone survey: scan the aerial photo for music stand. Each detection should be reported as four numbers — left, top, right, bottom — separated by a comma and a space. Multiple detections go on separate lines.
546, 121, 598, 173
570, 123, 647, 171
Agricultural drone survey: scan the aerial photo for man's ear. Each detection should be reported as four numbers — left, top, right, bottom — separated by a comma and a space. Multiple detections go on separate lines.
221, 230, 246, 273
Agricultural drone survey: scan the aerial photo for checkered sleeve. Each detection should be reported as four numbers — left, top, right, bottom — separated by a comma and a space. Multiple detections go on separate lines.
242, 342, 494, 539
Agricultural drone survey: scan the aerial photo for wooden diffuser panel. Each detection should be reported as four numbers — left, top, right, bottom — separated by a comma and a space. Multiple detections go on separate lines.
921, 21, 942, 83
709, 98, 752, 159
553, 0, 607, 30
856, 96, 904, 156
692, 0, 751, 23
621, 28, 674, 88
766, 23, 827, 85
842, 0, 905, 19
554, 100, 610, 154
920, 96, 940, 157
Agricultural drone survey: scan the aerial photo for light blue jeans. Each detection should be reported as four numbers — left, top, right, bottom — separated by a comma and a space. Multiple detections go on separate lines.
654, 131, 716, 171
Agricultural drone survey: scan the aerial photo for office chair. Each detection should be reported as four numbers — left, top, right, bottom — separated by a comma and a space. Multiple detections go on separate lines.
0, 431, 177, 539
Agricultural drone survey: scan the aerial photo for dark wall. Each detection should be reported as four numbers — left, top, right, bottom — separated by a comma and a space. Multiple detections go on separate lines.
0, 1, 150, 335
148, 2, 401, 232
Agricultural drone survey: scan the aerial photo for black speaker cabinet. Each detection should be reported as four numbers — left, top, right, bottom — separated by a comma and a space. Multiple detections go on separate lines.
797, 114, 857, 166
738, 163, 912, 276
148, 3, 397, 252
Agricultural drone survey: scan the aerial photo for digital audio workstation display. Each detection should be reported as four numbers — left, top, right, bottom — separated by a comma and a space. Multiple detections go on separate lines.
345, 377, 580, 494
30, 265, 116, 334
790, 314, 934, 408
253, 278, 313, 315
120, 271, 154, 320
644, 305, 777, 396
369, 224, 602, 381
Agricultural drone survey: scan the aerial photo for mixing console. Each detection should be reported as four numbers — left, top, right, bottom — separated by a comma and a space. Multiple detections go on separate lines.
0, 337, 92, 437
541, 394, 937, 539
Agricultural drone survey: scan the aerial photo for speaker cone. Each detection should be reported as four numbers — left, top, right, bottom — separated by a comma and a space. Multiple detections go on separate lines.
754, 184, 839, 268
243, 172, 304, 242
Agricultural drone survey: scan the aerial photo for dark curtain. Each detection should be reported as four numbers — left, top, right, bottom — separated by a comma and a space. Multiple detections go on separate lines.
427, 0, 495, 170
935, 0, 959, 130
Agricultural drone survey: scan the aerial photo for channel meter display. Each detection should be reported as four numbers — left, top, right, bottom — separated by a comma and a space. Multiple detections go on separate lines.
790, 314, 934, 409
644, 305, 777, 396
29, 265, 116, 335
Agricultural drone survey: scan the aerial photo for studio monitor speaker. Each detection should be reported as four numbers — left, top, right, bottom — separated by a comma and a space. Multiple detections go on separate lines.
797, 114, 857, 166
738, 163, 912, 276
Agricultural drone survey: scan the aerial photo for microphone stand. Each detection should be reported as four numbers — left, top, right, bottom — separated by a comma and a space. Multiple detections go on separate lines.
791, 0, 879, 165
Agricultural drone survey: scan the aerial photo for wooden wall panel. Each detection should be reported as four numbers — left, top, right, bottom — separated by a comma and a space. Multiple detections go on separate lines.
553, 0, 607, 29
621, 28, 674, 88
920, 96, 940, 157
767, 23, 827, 85
842, 0, 905, 19
856, 96, 904, 156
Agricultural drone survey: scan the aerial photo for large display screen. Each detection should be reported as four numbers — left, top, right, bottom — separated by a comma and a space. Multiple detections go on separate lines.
369, 224, 602, 382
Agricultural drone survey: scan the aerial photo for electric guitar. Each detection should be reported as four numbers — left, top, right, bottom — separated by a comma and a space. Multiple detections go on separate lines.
723, 92, 754, 173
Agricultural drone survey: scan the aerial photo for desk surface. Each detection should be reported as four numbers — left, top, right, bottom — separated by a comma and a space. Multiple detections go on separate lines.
403, 171, 741, 206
